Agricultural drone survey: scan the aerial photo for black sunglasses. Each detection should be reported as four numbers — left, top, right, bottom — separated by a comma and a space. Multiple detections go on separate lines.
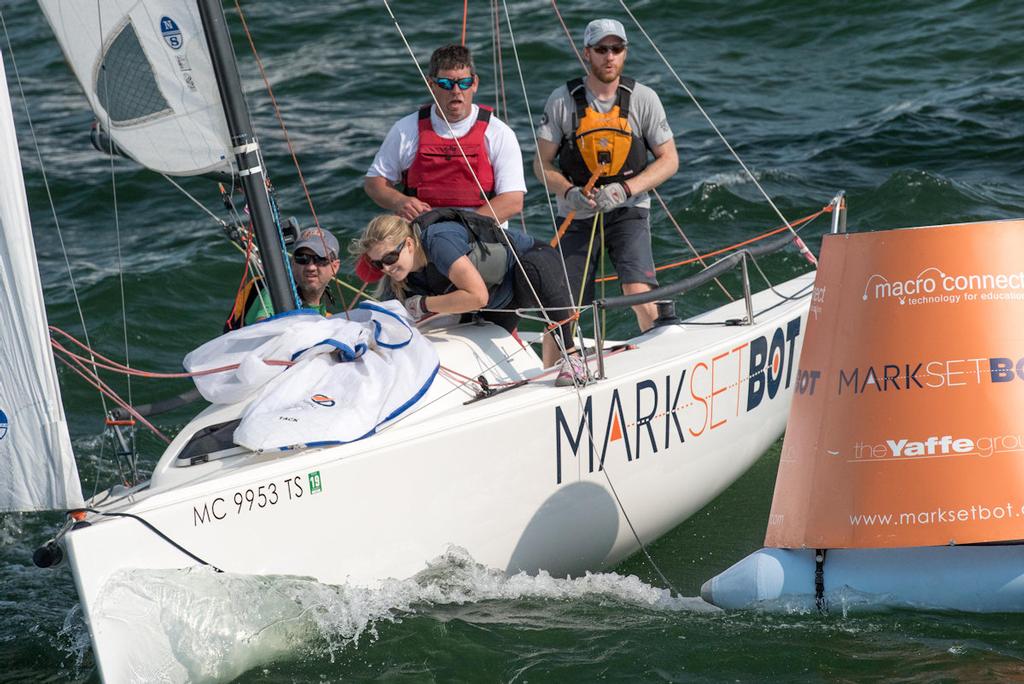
368, 240, 406, 270
591, 43, 626, 55
293, 252, 332, 266
433, 76, 475, 91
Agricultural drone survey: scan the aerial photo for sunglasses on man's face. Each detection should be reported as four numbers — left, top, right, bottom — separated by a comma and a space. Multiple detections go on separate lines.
368, 240, 406, 271
293, 252, 332, 266
433, 76, 475, 91
591, 43, 626, 55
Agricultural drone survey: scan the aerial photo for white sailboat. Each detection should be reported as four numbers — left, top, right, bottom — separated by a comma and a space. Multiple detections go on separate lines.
3, 2, 821, 679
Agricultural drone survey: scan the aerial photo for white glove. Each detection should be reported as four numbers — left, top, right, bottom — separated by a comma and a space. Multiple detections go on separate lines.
564, 186, 596, 212
593, 182, 631, 213
403, 295, 429, 321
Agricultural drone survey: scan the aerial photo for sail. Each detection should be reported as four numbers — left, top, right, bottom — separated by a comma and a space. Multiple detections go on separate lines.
764, 220, 1024, 549
0, 48, 84, 511
38, 0, 233, 177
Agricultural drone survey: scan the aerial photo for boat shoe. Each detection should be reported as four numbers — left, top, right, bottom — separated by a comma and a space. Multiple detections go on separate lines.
555, 354, 590, 387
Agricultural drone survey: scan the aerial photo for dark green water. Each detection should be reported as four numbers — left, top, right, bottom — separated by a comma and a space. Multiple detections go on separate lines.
2, 0, 1023, 680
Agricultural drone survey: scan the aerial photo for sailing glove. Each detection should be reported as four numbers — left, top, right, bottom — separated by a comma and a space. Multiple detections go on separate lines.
564, 186, 596, 212
593, 182, 632, 213
403, 295, 430, 322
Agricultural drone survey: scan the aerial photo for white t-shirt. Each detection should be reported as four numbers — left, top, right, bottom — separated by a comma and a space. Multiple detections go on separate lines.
366, 104, 527, 201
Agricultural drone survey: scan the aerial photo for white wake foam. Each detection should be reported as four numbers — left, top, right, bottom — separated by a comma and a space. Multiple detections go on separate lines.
87, 546, 713, 682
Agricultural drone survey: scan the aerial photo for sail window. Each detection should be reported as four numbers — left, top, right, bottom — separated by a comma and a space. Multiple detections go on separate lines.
95, 21, 171, 125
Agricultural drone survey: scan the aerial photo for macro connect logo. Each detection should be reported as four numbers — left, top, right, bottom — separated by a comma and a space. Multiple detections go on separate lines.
861, 267, 946, 305
0, 408, 8, 441
863, 266, 1024, 306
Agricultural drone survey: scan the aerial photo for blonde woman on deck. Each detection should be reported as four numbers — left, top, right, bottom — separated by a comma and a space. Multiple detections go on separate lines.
352, 209, 588, 386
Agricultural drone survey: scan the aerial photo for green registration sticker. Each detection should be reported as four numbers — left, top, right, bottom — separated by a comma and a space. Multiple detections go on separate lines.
308, 471, 323, 494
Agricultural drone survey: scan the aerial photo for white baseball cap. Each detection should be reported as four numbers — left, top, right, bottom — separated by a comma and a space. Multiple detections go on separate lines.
583, 18, 627, 47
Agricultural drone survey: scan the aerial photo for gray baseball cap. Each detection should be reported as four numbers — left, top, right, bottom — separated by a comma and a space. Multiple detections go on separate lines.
294, 227, 339, 258
583, 18, 627, 47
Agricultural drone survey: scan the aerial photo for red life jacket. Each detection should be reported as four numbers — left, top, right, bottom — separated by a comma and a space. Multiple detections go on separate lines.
402, 105, 495, 208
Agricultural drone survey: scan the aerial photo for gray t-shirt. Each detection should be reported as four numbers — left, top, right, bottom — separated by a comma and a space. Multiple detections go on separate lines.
537, 79, 673, 219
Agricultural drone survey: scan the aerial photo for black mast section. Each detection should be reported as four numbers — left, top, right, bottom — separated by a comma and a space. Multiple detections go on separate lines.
196, 0, 295, 314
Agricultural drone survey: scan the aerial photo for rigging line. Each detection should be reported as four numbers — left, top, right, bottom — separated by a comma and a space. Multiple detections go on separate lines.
91, 431, 112, 499
80, 508, 221, 571
651, 188, 734, 300
489, 4, 524, 237
53, 351, 171, 443
600, 214, 606, 339
0, 9, 109, 416
461, 0, 469, 46
525, 5, 679, 592
549, 0, 585, 70
379, 0, 507, 235
265, 179, 302, 309
490, 0, 500, 114
374, 326, 545, 432
548, 0, 739, 303
493, 1, 509, 125
747, 249, 813, 303
500, 0, 584, 362
162, 174, 229, 227
229, 229, 256, 322
94, 0, 134, 424
381, 0, 563, 364
232, 0, 321, 230
595, 204, 827, 283
498, 0, 586, 361
218, 182, 268, 298
498, 1, 558, 238
50, 328, 293, 378
617, 0, 817, 268
102, 425, 131, 489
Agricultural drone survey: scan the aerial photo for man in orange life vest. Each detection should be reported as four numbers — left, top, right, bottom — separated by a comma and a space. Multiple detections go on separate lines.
364, 44, 526, 226
534, 19, 678, 332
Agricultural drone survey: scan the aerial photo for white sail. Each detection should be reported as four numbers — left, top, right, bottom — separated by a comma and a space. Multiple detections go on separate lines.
0, 47, 84, 511
38, 0, 233, 177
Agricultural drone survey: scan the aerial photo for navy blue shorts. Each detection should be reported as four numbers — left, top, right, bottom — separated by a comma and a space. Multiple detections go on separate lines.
555, 206, 658, 305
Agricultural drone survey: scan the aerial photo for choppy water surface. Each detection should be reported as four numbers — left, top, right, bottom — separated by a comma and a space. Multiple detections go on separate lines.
2, 0, 1023, 680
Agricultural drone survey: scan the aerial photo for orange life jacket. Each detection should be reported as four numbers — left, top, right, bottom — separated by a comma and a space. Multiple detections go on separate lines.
556, 77, 648, 187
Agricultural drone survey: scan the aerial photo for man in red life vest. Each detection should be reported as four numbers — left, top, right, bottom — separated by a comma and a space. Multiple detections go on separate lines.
364, 44, 526, 226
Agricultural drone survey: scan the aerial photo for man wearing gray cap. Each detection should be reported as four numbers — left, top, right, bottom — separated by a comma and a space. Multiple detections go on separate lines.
244, 227, 341, 324
534, 18, 678, 332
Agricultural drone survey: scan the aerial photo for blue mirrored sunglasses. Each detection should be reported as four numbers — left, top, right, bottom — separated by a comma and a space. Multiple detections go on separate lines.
433, 76, 474, 91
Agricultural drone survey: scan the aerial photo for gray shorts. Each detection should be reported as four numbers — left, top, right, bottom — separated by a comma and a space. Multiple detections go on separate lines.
556, 206, 658, 304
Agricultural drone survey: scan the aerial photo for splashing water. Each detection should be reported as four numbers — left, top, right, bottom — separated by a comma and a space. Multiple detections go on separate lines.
84, 546, 713, 682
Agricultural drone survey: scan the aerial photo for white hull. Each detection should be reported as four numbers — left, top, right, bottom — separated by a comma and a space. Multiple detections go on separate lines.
64, 273, 812, 679
702, 545, 1024, 612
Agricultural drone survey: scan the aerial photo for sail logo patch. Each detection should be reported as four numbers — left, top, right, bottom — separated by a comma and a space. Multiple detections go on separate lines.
310, 394, 335, 407
160, 17, 183, 50
0, 409, 7, 440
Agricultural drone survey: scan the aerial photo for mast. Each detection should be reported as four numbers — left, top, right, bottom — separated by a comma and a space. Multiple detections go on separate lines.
195, 0, 296, 313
